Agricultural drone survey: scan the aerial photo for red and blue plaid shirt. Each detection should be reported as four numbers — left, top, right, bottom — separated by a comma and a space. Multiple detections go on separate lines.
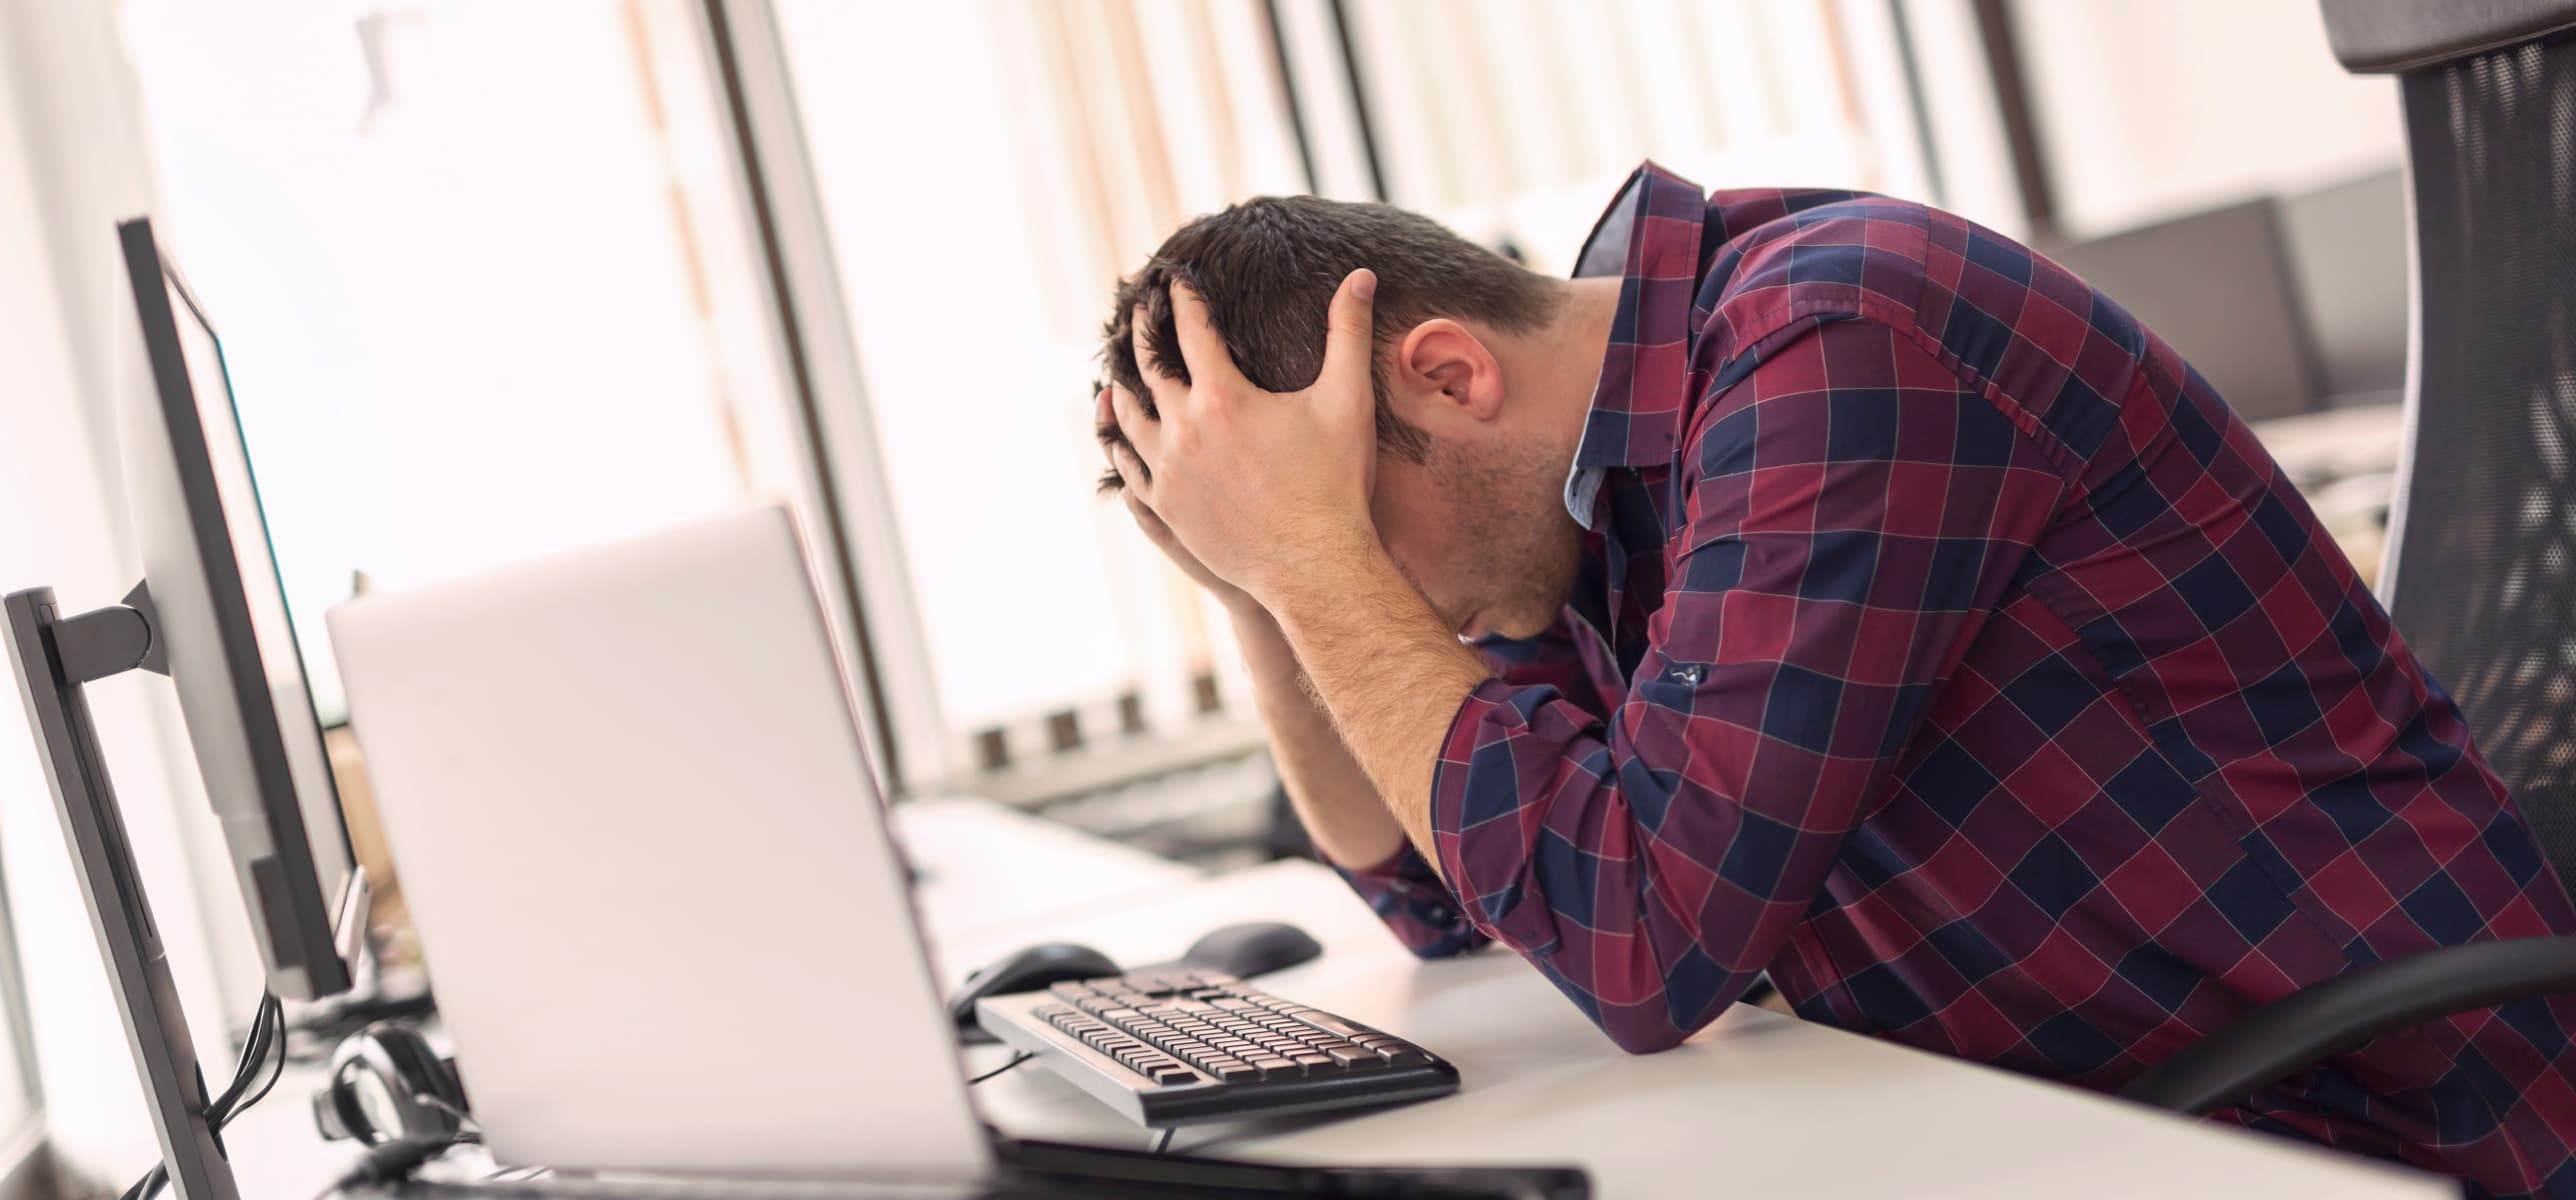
1340, 164, 2576, 1197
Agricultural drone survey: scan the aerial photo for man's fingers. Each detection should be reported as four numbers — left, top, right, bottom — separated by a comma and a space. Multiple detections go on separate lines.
1316, 268, 1378, 397
1094, 387, 1117, 466
1128, 307, 1182, 420
1107, 381, 1160, 481
1109, 437, 1152, 500
1169, 280, 1251, 395
1122, 492, 1173, 544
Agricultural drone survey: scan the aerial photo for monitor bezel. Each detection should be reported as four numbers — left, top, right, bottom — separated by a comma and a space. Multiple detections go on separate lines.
117, 216, 356, 1001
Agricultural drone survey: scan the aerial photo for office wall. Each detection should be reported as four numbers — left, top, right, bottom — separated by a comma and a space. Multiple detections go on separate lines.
0, 1, 254, 1187
2009, 0, 2403, 240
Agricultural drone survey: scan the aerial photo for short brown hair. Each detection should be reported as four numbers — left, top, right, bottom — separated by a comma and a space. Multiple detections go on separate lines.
1097, 195, 1558, 492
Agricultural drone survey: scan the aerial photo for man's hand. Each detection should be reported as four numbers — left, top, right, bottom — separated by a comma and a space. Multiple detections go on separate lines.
1097, 386, 1256, 612
1105, 270, 1382, 609
1102, 268, 1486, 874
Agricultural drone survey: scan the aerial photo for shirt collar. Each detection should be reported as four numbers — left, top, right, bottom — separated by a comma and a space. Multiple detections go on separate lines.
1562, 162, 1709, 527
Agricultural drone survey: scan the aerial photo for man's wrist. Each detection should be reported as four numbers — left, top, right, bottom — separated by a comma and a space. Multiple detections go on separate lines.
1219, 591, 1273, 627
1243, 520, 1388, 620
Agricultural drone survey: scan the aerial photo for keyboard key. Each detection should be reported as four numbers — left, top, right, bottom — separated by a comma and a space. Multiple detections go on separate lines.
1211, 1061, 1261, 1083
1325, 1046, 1384, 1069
1291, 1053, 1333, 1070
1284, 1010, 1371, 1039
1376, 1047, 1432, 1068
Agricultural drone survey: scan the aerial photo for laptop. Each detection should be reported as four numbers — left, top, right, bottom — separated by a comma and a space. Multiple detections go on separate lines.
328, 505, 989, 1180
328, 504, 1585, 1197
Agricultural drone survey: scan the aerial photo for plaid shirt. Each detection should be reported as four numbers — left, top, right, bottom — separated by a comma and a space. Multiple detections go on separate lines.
1339, 164, 2576, 1197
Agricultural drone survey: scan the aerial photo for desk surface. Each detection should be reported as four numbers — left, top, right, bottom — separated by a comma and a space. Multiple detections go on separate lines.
236, 797, 2448, 1199
957, 860, 2447, 1199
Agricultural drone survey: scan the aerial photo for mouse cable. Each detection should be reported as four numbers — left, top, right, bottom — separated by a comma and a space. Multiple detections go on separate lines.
969, 1051, 1036, 1085
119, 992, 286, 1200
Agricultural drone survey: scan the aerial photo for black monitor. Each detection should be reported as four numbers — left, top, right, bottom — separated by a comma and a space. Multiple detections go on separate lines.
115, 217, 359, 1002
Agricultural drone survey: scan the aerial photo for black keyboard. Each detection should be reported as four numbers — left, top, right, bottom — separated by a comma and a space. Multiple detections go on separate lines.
974, 969, 1459, 1128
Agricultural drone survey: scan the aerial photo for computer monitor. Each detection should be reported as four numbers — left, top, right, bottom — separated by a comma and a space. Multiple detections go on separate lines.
116, 217, 359, 1002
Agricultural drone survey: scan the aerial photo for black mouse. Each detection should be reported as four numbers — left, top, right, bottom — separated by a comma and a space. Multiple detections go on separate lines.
949, 942, 1120, 1042
1175, 921, 1322, 979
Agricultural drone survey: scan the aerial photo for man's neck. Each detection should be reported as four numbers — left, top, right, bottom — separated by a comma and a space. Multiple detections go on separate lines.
1502, 276, 1627, 450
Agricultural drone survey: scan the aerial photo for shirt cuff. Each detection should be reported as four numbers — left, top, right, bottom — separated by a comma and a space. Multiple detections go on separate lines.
1334, 842, 1486, 958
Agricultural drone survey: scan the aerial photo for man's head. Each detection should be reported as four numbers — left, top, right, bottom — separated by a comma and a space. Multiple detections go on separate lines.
1099, 195, 1607, 640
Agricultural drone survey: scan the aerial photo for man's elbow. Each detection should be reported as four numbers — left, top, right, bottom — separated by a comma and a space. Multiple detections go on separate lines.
1385, 921, 1487, 961
1594, 1013, 1695, 1055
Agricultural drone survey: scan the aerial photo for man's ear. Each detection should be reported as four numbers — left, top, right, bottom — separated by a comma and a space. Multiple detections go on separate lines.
1393, 319, 1504, 423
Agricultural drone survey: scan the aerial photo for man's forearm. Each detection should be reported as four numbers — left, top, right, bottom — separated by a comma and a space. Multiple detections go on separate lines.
1223, 601, 1410, 870
1262, 547, 1492, 872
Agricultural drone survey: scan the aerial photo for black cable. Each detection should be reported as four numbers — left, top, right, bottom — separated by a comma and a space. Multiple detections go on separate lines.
117, 1165, 163, 1200
233, 1007, 290, 1117
118, 992, 286, 1200
414, 1092, 480, 1133
206, 995, 281, 1117
1152, 1128, 1174, 1155
968, 1051, 1035, 1085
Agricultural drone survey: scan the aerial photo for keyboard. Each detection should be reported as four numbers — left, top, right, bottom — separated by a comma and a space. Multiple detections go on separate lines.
974, 969, 1460, 1127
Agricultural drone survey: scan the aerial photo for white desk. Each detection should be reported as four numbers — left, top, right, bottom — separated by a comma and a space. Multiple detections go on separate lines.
226, 797, 2448, 1198
956, 861, 2447, 1199
893, 794, 1201, 969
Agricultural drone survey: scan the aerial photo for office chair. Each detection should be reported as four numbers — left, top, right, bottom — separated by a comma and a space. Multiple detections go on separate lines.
2117, 0, 2576, 1115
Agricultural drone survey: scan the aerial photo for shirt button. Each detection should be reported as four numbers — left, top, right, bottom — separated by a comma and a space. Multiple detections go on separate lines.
1671, 665, 1706, 684
1426, 905, 1454, 923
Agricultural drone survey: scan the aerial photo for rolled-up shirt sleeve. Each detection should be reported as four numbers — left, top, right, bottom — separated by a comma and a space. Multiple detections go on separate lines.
1425, 314, 2068, 1052
1333, 614, 1611, 958
1335, 844, 1484, 958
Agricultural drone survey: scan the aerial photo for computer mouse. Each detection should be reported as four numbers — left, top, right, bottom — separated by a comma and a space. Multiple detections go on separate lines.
1176, 921, 1322, 979
949, 942, 1121, 1041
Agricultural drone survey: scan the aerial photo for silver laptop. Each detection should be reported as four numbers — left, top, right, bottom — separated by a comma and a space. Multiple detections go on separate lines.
326, 505, 991, 1181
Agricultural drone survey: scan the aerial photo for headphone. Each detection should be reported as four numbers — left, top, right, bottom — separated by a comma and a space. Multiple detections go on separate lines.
311, 1022, 471, 1145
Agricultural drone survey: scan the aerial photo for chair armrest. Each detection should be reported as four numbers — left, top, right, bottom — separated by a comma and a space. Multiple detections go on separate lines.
2117, 936, 2576, 1115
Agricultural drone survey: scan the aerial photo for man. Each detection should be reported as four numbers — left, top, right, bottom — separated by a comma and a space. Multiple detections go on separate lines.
1093, 164, 2576, 1196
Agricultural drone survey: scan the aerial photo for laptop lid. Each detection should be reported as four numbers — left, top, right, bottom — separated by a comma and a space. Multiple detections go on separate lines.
326, 505, 991, 1180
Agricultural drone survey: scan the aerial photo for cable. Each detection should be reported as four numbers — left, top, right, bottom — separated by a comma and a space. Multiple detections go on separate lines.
233, 1026, 289, 1117
1152, 1128, 1174, 1155
118, 992, 287, 1200
968, 1051, 1035, 1085
414, 1092, 480, 1133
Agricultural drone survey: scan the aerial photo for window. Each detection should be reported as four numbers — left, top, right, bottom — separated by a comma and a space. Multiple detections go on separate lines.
121, 0, 819, 723
116, 0, 841, 1013
761, 0, 1929, 801
1336, 0, 1927, 269
768, 0, 1315, 793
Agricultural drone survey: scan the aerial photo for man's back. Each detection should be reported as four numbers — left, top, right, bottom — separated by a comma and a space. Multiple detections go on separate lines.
1346, 165, 2576, 1196
1722, 181, 2576, 1186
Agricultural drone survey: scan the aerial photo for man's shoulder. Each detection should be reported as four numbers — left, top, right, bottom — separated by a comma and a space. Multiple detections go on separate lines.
1692, 190, 1945, 365
1694, 193, 2149, 442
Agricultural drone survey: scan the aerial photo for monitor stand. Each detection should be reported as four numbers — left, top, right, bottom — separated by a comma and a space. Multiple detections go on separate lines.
4, 584, 242, 1200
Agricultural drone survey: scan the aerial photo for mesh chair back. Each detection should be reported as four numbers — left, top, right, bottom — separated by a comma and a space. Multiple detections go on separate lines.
2382, 25, 2576, 892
